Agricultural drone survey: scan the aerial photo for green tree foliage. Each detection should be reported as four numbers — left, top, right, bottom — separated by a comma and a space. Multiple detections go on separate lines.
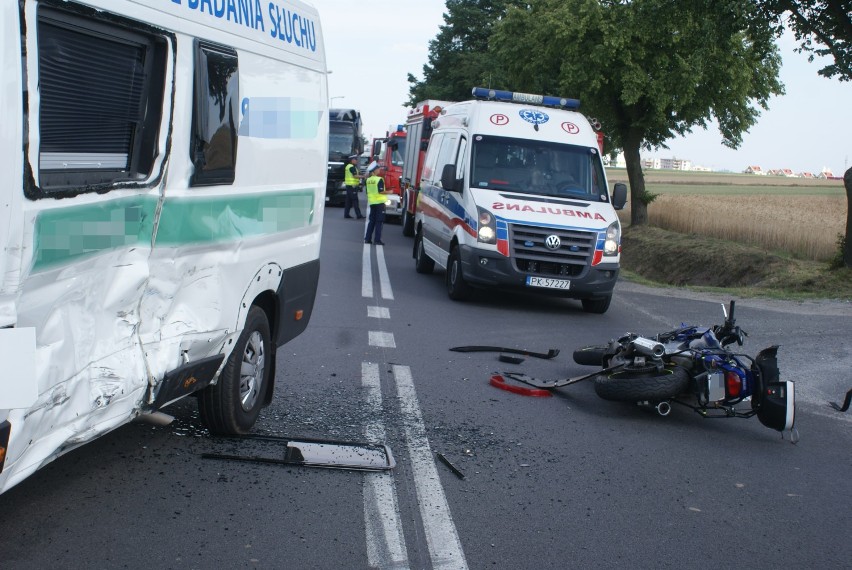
406, 0, 517, 105
491, 0, 784, 225
757, 0, 852, 81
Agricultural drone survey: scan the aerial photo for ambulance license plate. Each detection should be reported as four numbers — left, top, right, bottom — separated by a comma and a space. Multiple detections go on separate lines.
526, 276, 571, 290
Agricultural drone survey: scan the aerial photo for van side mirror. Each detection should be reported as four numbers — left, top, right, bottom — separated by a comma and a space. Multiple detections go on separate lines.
612, 182, 628, 210
440, 163, 459, 192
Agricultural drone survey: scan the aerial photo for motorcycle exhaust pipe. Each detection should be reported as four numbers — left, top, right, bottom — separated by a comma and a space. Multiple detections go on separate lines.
630, 336, 665, 359
655, 401, 672, 417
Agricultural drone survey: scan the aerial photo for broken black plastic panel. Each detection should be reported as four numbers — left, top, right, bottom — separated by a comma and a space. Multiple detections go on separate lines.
450, 346, 559, 359
829, 388, 852, 412
202, 434, 395, 471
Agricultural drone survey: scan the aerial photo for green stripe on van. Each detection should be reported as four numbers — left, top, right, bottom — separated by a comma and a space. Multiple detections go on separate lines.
32, 191, 315, 271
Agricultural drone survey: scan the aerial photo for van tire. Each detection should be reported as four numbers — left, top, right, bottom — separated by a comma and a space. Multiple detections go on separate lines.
581, 295, 612, 314
446, 247, 471, 300
199, 307, 271, 435
402, 195, 415, 237
414, 230, 434, 274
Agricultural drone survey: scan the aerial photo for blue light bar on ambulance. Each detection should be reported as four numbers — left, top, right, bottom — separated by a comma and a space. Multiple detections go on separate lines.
471, 87, 580, 110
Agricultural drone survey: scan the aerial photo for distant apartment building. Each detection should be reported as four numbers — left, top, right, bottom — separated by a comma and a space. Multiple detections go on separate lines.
641, 157, 661, 170
659, 157, 692, 171
638, 156, 695, 170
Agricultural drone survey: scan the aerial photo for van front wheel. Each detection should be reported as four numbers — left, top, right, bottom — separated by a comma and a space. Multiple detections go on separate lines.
199, 306, 271, 435
446, 247, 471, 300
581, 295, 612, 314
414, 230, 435, 274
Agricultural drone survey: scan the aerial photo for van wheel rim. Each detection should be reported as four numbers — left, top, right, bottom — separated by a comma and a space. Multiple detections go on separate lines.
239, 331, 265, 411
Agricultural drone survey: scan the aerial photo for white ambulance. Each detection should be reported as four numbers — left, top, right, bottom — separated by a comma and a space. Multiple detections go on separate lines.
0, 0, 327, 495
413, 88, 627, 313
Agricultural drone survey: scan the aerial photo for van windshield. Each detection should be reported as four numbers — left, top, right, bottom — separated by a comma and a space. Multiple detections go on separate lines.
470, 135, 608, 201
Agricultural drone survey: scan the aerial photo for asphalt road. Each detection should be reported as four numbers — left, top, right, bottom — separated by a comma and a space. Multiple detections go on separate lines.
1, 207, 850, 569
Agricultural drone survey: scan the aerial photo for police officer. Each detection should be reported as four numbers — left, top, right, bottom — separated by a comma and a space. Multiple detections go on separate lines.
364, 163, 389, 245
343, 154, 364, 219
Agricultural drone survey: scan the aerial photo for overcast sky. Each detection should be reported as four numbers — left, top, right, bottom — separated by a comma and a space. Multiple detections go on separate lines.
315, 0, 851, 177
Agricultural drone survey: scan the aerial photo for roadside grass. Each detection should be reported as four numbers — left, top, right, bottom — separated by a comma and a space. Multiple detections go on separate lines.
620, 224, 852, 302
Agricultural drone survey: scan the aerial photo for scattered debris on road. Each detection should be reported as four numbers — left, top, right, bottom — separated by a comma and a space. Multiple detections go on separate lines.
449, 346, 560, 359
829, 388, 852, 412
436, 452, 465, 480
202, 434, 395, 471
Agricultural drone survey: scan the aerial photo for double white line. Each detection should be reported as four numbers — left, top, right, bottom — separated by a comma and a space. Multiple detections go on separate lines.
361, 243, 468, 570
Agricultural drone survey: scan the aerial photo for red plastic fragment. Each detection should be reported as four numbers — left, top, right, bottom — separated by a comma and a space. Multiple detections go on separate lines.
489, 374, 552, 398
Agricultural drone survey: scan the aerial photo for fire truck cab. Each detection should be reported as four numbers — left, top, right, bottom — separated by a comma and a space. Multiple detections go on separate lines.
400, 100, 453, 236
370, 127, 406, 221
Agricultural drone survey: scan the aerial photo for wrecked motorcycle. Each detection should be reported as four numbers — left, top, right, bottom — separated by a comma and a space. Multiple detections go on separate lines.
570, 300, 796, 438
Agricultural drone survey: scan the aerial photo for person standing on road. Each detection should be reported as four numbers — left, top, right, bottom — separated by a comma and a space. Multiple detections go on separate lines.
343, 154, 364, 219
364, 163, 389, 245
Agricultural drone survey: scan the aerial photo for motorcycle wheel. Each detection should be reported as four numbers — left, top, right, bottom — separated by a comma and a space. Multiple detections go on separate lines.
594, 365, 689, 402
573, 345, 609, 366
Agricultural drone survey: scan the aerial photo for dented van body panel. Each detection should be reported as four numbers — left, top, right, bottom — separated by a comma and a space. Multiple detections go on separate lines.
0, 0, 327, 494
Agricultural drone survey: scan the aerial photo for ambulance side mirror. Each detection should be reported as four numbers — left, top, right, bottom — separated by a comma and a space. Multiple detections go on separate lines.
612, 182, 627, 210
440, 163, 460, 192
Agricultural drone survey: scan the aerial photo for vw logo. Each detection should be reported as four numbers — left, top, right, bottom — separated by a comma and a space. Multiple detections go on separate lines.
545, 235, 561, 250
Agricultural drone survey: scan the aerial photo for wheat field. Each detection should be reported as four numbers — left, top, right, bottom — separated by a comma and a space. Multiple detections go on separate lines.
608, 169, 847, 261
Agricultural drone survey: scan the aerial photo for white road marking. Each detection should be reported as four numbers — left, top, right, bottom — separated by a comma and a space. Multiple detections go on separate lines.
375, 246, 394, 300
368, 306, 391, 319
362, 362, 410, 569
392, 364, 469, 570
362, 243, 373, 298
369, 331, 396, 348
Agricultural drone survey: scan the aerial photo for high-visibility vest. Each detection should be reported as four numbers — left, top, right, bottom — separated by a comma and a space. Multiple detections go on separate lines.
344, 163, 359, 187
366, 175, 386, 205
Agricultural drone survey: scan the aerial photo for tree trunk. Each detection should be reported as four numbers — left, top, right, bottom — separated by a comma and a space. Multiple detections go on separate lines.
623, 132, 648, 226
844, 167, 852, 268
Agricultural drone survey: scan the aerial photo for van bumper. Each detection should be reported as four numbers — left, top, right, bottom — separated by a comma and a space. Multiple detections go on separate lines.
458, 244, 618, 298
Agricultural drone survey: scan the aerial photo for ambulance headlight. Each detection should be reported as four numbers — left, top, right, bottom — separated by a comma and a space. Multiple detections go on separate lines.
603, 221, 620, 256
477, 207, 496, 244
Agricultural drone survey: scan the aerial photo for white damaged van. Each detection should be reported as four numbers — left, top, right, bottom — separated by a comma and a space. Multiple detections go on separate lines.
0, 0, 327, 494
413, 87, 627, 313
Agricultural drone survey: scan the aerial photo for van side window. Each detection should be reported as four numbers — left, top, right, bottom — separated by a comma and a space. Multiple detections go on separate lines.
421, 133, 444, 184
456, 137, 468, 184
34, 6, 168, 195
190, 41, 239, 187
434, 134, 459, 187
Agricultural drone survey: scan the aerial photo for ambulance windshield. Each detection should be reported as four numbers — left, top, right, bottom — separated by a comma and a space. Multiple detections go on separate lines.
470, 135, 607, 201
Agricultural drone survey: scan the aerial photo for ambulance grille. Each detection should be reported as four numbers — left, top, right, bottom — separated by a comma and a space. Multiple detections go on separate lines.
509, 224, 595, 277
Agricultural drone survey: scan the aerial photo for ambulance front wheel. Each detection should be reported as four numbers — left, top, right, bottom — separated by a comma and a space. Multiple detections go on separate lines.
199, 306, 271, 435
414, 230, 435, 274
581, 295, 612, 314
446, 246, 472, 300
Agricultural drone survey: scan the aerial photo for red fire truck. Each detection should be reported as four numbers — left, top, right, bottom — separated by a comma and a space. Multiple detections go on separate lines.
399, 100, 452, 236
369, 126, 407, 221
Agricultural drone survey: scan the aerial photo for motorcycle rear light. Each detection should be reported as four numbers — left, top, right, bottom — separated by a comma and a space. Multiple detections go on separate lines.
725, 370, 743, 398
